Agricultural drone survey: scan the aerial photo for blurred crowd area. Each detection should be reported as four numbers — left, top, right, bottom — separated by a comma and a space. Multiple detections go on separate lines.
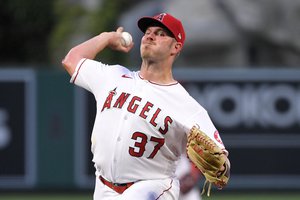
119, 0, 300, 68
0, 0, 299, 68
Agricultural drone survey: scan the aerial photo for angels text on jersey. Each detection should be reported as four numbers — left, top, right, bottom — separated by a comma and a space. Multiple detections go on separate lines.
101, 87, 173, 136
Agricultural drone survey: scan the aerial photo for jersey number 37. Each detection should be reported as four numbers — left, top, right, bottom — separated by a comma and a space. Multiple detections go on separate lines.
129, 132, 165, 159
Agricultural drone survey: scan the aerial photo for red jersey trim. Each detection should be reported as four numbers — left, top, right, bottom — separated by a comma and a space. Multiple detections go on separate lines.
138, 73, 179, 86
72, 58, 87, 83
121, 74, 133, 79
155, 179, 173, 200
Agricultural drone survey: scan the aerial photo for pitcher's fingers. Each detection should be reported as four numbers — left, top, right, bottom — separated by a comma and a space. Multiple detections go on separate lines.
116, 27, 124, 33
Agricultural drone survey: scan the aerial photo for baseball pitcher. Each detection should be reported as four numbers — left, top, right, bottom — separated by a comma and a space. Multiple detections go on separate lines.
62, 13, 230, 200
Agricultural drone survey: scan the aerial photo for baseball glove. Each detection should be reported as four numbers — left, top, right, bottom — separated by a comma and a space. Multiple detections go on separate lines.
186, 125, 230, 196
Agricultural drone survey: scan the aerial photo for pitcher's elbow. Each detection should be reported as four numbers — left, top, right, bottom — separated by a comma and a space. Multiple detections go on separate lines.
61, 55, 75, 76
61, 56, 69, 69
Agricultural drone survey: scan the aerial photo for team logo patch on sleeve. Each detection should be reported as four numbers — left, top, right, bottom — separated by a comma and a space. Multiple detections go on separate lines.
214, 130, 223, 145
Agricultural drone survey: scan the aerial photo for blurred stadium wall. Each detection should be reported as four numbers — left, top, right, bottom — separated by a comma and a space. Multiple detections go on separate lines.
1, 68, 300, 192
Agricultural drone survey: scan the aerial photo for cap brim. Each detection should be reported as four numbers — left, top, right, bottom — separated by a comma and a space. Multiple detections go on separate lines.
138, 17, 174, 37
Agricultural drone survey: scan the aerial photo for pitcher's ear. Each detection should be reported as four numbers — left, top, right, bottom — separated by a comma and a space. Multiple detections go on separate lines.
175, 42, 183, 53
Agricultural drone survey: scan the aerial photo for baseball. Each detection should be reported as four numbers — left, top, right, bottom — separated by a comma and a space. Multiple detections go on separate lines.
121, 32, 133, 47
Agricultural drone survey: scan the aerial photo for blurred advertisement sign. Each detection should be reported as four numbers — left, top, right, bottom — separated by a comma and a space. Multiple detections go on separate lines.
175, 68, 300, 189
0, 69, 36, 188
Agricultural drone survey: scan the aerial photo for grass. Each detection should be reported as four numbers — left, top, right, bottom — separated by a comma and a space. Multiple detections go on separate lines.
0, 193, 91, 200
203, 193, 300, 200
1, 192, 300, 200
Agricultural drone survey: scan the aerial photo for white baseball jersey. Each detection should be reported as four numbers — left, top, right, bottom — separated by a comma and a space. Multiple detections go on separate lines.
70, 58, 226, 184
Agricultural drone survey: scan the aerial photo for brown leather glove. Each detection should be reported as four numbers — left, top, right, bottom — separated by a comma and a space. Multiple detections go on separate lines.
187, 125, 230, 196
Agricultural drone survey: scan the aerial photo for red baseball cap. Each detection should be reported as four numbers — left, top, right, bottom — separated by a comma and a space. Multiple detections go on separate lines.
138, 13, 185, 46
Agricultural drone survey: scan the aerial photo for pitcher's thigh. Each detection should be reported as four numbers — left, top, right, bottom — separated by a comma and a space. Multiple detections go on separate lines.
93, 177, 119, 200
118, 178, 180, 200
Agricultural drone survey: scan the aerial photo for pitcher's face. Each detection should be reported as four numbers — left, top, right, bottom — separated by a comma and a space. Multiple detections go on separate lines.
140, 27, 177, 61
